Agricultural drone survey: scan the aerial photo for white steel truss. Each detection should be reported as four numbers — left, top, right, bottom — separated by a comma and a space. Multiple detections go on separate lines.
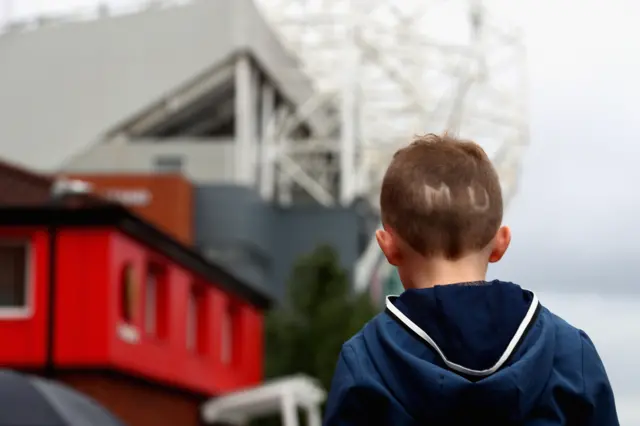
255, 0, 529, 209
202, 374, 326, 426
254, 0, 530, 294
2, 0, 529, 295
1, 0, 529, 210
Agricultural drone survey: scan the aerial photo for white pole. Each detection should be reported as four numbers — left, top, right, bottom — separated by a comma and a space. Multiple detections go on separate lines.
234, 55, 254, 186
306, 406, 322, 426
339, 0, 357, 206
259, 83, 276, 200
280, 392, 299, 426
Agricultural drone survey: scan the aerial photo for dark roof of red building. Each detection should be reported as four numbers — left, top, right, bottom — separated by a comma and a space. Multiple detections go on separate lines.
0, 157, 110, 207
0, 203, 272, 309
0, 158, 53, 205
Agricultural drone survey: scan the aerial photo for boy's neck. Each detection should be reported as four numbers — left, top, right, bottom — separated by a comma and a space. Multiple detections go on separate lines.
402, 255, 488, 290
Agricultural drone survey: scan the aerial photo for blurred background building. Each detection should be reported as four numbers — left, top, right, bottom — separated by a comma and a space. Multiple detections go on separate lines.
0, 0, 528, 424
254, 0, 529, 301
0, 0, 528, 306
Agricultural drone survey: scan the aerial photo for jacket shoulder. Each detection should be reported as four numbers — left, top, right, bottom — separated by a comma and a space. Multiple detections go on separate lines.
340, 311, 390, 370
343, 311, 387, 349
537, 308, 618, 424
542, 307, 583, 344
540, 306, 591, 380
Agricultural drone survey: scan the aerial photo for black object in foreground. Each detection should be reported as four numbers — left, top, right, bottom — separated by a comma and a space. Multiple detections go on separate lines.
0, 370, 127, 426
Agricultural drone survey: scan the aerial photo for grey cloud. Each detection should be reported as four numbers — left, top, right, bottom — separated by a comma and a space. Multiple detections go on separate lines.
489, 38, 640, 293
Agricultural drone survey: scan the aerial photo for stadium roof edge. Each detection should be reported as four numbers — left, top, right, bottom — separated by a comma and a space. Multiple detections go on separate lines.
0, 0, 331, 171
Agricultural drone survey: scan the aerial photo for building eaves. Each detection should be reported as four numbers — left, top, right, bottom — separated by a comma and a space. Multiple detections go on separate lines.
0, 157, 53, 205
0, 204, 273, 309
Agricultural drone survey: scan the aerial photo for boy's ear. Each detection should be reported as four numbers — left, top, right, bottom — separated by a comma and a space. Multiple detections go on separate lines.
488, 225, 511, 263
376, 228, 401, 266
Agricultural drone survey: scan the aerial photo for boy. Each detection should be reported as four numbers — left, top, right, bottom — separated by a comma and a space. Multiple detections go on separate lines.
324, 134, 619, 425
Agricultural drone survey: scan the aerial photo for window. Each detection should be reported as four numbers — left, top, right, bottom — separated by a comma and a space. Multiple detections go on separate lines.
186, 284, 209, 354
154, 155, 183, 173
145, 263, 168, 339
220, 303, 235, 365
120, 263, 136, 324
117, 262, 140, 344
186, 289, 197, 352
0, 241, 29, 313
220, 302, 238, 365
145, 268, 157, 335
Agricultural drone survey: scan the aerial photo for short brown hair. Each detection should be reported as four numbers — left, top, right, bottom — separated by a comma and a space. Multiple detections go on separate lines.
380, 133, 503, 259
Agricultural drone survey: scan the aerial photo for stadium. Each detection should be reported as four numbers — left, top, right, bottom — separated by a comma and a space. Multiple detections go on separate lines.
0, 0, 528, 425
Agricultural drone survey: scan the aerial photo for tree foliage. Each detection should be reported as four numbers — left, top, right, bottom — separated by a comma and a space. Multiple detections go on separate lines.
264, 245, 377, 391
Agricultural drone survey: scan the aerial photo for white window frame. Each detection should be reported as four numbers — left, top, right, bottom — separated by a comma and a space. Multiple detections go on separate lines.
117, 263, 140, 344
0, 239, 33, 319
144, 270, 157, 336
186, 289, 198, 352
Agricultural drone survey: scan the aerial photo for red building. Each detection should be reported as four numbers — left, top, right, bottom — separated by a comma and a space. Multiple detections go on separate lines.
0, 198, 270, 426
65, 173, 195, 246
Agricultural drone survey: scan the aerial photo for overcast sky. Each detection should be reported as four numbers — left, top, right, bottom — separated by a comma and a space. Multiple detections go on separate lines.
495, 2, 640, 420
490, 0, 640, 294
3, 0, 640, 422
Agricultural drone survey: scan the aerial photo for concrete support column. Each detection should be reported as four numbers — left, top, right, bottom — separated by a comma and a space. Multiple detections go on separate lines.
259, 82, 276, 201
277, 105, 294, 206
340, 9, 359, 206
234, 55, 256, 186
306, 406, 321, 426
250, 65, 261, 186
280, 392, 299, 426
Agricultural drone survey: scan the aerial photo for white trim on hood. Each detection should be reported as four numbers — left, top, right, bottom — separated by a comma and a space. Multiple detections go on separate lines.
385, 293, 540, 377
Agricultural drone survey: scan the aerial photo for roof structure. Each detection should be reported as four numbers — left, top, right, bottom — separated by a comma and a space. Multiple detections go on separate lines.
255, 0, 529, 206
252, 0, 530, 294
0, 0, 319, 171
0, 157, 53, 205
0, 203, 272, 309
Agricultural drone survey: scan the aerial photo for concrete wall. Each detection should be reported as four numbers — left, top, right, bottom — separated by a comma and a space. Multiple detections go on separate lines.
0, 0, 326, 171
63, 51, 276, 187
65, 138, 237, 183
271, 206, 360, 302
195, 185, 272, 293
195, 185, 361, 303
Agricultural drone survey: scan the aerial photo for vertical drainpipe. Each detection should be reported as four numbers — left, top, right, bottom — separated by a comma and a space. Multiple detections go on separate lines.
45, 178, 93, 378
235, 54, 254, 187
44, 219, 58, 378
45, 180, 63, 378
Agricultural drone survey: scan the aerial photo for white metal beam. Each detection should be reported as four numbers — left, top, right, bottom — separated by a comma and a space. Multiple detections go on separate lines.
201, 375, 326, 426
253, 0, 530, 268
259, 82, 276, 201
339, 0, 358, 205
234, 55, 255, 186
252, 0, 529, 291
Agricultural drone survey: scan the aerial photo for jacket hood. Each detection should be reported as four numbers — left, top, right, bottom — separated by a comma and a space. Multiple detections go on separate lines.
363, 280, 556, 424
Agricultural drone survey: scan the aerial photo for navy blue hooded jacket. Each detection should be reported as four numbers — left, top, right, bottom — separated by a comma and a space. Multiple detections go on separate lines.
324, 281, 619, 426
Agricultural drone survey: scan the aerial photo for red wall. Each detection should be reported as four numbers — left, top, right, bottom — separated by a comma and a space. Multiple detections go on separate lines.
0, 227, 50, 367
67, 174, 194, 246
0, 226, 263, 396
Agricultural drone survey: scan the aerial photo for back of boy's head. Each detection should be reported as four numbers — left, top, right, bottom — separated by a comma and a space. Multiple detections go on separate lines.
380, 133, 503, 260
